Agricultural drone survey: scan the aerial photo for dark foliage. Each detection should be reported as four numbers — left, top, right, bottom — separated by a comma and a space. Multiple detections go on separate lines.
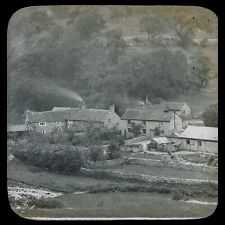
7, 7, 213, 123
202, 103, 218, 127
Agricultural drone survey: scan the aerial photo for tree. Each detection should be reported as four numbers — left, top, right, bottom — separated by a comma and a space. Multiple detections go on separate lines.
105, 29, 127, 64
203, 103, 218, 127
109, 6, 128, 22
154, 127, 160, 136
131, 123, 143, 137
189, 56, 211, 88
130, 49, 191, 100
75, 9, 105, 39
107, 142, 121, 159
167, 6, 217, 49
88, 146, 105, 162
139, 14, 167, 46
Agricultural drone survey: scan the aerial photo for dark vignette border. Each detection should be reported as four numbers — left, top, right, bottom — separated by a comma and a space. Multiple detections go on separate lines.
1, 0, 223, 224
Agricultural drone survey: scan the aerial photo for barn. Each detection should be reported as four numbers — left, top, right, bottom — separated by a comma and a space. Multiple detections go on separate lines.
176, 126, 218, 154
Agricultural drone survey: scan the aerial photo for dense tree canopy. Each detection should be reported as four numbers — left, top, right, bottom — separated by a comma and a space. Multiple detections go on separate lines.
203, 103, 218, 127
7, 6, 217, 123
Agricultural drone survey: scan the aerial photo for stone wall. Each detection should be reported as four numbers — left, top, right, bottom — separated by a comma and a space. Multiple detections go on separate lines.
125, 135, 151, 145
80, 168, 218, 187
88, 158, 126, 169
86, 154, 217, 173
123, 157, 217, 173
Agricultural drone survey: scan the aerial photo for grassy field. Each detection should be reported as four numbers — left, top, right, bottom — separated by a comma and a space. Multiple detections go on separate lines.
7, 159, 141, 193
13, 191, 217, 219
8, 157, 218, 219
105, 164, 217, 180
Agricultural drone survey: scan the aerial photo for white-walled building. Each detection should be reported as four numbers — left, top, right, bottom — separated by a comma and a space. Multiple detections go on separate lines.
173, 126, 218, 154
25, 105, 121, 134
121, 107, 183, 137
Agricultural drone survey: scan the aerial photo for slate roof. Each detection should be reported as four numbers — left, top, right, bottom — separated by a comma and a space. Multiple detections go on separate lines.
26, 108, 114, 123
52, 107, 72, 111
121, 108, 175, 122
147, 102, 186, 111
178, 126, 218, 142
7, 124, 27, 132
152, 137, 170, 144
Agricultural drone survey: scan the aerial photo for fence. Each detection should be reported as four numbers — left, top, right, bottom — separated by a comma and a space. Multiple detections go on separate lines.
125, 135, 151, 145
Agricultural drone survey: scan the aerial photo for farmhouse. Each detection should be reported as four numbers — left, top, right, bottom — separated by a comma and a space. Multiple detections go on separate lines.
7, 124, 28, 140
121, 107, 183, 137
173, 126, 218, 154
146, 101, 192, 118
25, 105, 121, 134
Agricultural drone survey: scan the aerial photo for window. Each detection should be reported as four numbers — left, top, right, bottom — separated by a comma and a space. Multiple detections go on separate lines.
128, 128, 131, 132
108, 118, 111, 123
42, 130, 47, 134
39, 122, 46, 126
56, 122, 61, 126
186, 140, 190, 145
161, 130, 164, 134
143, 129, 146, 134
128, 120, 131, 125
143, 120, 146, 125
182, 110, 185, 114
198, 141, 202, 146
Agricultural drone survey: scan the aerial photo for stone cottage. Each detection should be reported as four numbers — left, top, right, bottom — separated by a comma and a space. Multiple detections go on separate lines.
146, 101, 192, 118
25, 105, 121, 134
121, 107, 183, 137
176, 126, 218, 154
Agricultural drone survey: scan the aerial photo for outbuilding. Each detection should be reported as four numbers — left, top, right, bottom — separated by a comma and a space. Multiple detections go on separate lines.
177, 126, 218, 154
7, 124, 28, 141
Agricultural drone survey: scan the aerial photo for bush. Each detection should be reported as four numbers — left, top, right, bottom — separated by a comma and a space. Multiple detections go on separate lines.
63, 147, 84, 173
172, 190, 189, 201
27, 131, 49, 144
88, 146, 105, 162
11, 142, 29, 161
131, 123, 142, 137
12, 141, 84, 174
107, 142, 121, 159
27, 197, 64, 209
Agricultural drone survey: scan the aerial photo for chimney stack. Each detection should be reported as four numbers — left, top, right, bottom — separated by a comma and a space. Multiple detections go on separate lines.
145, 94, 152, 106
109, 104, 115, 113
80, 101, 86, 109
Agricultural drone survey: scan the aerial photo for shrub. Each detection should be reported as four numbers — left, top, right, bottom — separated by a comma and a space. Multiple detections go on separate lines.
154, 127, 160, 136
107, 142, 121, 159
28, 197, 64, 209
88, 146, 105, 162
131, 123, 143, 137
12, 141, 84, 174
71, 135, 87, 146
27, 131, 49, 144
63, 147, 84, 173
11, 142, 29, 161
172, 190, 189, 201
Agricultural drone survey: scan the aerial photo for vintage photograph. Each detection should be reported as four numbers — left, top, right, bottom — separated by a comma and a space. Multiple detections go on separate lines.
7, 5, 218, 219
